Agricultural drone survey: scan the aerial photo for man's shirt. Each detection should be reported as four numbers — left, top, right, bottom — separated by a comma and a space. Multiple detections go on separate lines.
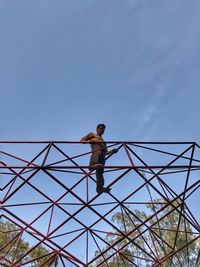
81, 132, 108, 153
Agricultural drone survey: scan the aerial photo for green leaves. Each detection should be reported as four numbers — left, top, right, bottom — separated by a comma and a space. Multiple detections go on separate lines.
0, 220, 58, 266
93, 200, 200, 266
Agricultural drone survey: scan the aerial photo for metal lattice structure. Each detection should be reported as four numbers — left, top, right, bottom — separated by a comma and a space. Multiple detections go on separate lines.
0, 141, 200, 266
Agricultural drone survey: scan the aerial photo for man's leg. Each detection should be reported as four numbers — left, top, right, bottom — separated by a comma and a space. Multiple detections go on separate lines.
89, 152, 102, 171
96, 168, 105, 194
96, 152, 105, 193
95, 153, 111, 194
89, 152, 110, 194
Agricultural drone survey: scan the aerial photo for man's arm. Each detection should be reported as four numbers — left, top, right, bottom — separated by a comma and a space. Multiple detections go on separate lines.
80, 133, 93, 143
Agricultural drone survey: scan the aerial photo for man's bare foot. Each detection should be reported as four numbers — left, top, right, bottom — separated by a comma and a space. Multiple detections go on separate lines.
102, 187, 111, 193
97, 187, 111, 194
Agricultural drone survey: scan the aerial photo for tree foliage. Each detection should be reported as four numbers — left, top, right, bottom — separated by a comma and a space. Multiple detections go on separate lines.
93, 199, 200, 266
0, 220, 58, 266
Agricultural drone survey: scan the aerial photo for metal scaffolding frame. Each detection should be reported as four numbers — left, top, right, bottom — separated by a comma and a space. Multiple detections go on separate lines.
0, 141, 200, 266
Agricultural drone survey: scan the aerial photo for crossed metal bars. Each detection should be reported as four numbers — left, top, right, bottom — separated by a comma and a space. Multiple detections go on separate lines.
0, 141, 200, 266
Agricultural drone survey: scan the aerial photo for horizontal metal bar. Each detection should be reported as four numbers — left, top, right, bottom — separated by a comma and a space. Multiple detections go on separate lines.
0, 141, 196, 144
0, 165, 200, 169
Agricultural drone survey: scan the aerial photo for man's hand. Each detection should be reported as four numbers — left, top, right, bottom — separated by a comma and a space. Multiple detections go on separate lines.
108, 148, 117, 155
80, 138, 92, 144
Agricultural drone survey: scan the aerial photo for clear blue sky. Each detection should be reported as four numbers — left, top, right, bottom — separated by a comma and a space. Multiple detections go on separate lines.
0, 0, 200, 143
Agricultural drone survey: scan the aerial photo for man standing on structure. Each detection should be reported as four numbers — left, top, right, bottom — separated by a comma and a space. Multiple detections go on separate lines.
80, 123, 117, 194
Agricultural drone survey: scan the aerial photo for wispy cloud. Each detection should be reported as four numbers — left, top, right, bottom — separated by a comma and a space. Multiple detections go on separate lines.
133, 86, 168, 140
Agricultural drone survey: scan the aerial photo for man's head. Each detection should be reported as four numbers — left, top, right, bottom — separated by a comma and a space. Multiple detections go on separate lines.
96, 123, 106, 136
